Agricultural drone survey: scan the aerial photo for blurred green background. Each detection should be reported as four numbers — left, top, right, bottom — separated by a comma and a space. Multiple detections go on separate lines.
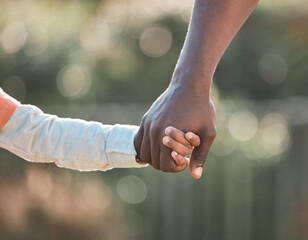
0, 0, 308, 239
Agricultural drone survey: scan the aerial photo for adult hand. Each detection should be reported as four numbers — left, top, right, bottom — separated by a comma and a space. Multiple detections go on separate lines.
134, 75, 216, 179
134, 0, 258, 178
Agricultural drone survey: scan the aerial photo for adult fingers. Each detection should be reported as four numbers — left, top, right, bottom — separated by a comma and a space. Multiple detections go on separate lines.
189, 131, 216, 179
165, 126, 192, 149
185, 132, 201, 147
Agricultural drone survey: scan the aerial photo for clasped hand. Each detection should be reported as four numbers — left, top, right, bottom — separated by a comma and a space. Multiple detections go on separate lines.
134, 81, 216, 179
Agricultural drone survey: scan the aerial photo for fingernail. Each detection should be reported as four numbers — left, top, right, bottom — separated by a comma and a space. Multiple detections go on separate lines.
166, 128, 171, 134
173, 151, 178, 157
194, 167, 203, 178
187, 133, 193, 139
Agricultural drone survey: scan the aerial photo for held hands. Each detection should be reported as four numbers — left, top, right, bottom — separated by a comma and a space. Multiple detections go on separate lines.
136, 127, 201, 172
163, 127, 201, 169
134, 82, 216, 179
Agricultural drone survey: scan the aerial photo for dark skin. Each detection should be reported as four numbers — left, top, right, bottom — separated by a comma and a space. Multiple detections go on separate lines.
134, 0, 260, 179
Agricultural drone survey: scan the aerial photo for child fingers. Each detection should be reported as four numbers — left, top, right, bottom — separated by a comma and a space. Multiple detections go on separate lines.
171, 151, 189, 166
165, 126, 192, 149
163, 136, 190, 157
185, 132, 201, 147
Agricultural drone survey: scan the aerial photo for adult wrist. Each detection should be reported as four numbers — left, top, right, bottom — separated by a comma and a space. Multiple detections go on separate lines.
171, 65, 213, 99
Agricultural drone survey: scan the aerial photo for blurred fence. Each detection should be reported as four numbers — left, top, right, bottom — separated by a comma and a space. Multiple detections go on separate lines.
1, 97, 308, 240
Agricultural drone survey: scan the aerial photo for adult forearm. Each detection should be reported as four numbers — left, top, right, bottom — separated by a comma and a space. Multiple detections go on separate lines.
173, 0, 259, 93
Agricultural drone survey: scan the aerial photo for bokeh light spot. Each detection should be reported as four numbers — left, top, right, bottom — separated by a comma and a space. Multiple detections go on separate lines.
155, 0, 193, 15
24, 26, 49, 57
259, 113, 290, 156
79, 18, 110, 58
139, 25, 172, 58
26, 167, 52, 198
228, 110, 258, 142
241, 140, 268, 160
1, 21, 28, 54
81, 180, 112, 212
211, 129, 237, 156
48, 168, 72, 193
117, 175, 147, 204
98, 2, 128, 32
105, 46, 138, 79
57, 65, 92, 98
258, 53, 288, 85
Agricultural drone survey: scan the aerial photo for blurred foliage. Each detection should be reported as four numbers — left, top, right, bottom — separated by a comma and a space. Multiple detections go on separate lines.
0, 0, 308, 240
0, 0, 305, 106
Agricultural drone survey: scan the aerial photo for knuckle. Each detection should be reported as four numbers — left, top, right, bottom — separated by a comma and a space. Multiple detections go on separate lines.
206, 128, 217, 140
140, 115, 148, 125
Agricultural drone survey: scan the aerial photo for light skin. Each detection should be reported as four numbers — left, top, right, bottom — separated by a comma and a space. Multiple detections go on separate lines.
134, 0, 260, 179
136, 127, 201, 169
163, 127, 201, 169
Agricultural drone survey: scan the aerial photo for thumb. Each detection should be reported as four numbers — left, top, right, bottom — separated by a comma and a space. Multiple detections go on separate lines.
189, 134, 215, 179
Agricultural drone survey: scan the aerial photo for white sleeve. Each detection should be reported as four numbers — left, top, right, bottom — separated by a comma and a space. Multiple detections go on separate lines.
0, 104, 148, 171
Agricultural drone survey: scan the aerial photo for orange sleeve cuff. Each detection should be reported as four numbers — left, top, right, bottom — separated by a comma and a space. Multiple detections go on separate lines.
0, 89, 20, 129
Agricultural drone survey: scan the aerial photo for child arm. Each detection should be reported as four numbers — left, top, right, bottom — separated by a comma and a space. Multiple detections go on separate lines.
0, 89, 147, 171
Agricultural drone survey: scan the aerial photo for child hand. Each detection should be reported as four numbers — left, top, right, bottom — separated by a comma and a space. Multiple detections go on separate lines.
162, 126, 201, 167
